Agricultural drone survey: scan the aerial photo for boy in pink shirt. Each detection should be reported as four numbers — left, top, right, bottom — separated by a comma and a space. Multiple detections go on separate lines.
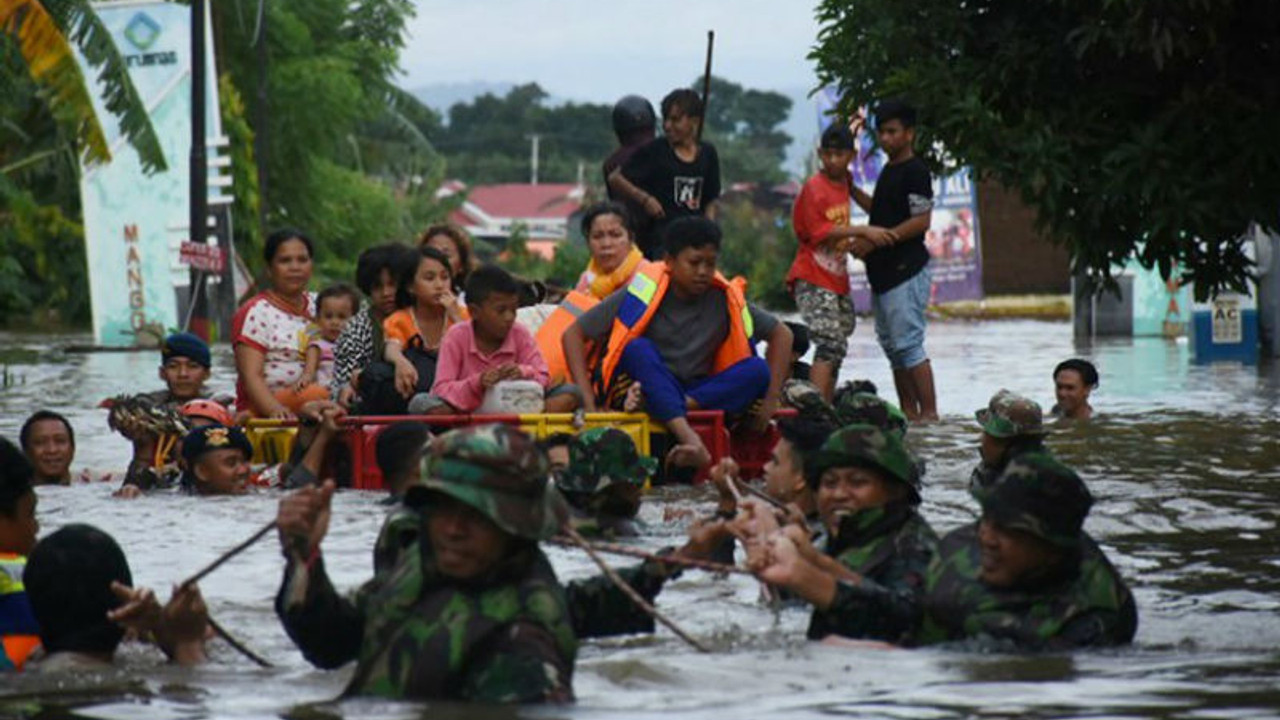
413, 265, 581, 414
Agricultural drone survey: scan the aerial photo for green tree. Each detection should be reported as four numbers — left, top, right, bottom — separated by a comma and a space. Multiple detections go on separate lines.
717, 198, 795, 310
810, 0, 1280, 299
694, 75, 792, 185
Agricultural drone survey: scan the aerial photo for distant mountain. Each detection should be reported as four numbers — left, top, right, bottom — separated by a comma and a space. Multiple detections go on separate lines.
409, 81, 516, 115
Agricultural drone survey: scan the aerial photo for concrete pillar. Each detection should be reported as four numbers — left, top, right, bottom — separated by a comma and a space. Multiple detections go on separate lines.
1253, 223, 1280, 358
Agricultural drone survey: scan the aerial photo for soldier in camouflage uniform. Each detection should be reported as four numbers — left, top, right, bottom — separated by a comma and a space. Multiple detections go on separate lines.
743, 424, 937, 644
969, 389, 1050, 501
916, 452, 1137, 649
554, 428, 656, 539
276, 424, 723, 703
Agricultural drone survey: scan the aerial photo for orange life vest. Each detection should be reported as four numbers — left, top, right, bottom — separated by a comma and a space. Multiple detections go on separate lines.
598, 263, 755, 389
535, 290, 600, 386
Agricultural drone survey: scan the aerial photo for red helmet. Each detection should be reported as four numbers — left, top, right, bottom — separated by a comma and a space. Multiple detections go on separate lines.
180, 399, 234, 427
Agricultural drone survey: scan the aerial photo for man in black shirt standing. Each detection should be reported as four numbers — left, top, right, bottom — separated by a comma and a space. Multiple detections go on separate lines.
851, 100, 938, 422
608, 89, 721, 259
602, 95, 657, 243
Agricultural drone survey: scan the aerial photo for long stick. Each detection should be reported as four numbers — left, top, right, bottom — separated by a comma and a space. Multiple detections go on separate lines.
733, 478, 788, 512
560, 526, 711, 653
180, 520, 278, 591
697, 30, 715, 144
207, 616, 273, 668
546, 536, 750, 576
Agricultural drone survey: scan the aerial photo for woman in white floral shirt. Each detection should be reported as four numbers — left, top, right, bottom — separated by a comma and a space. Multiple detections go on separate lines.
232, 229, 317, 418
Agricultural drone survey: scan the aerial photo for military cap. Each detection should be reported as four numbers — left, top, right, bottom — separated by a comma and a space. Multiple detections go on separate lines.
975, 389, 1046, 438
181, 424, 252, 465
833, 390, 909, 439
408, 424, 567, 541
556, 427, 655, 497
161, 332, 211, 369
781, 379, 839, 426
981, 453, 1092, 548
807, 423, 921, 503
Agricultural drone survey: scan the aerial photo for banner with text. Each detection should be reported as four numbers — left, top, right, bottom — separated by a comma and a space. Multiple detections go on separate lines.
77, 1, 220, 346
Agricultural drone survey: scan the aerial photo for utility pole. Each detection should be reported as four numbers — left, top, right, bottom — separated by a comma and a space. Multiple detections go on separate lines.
528, 134, 540, 185
188, 0, 209, 338
254, 0, 269, 236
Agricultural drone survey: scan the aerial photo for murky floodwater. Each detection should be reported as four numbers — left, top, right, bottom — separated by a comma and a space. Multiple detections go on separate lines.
1, 320, 1278, 719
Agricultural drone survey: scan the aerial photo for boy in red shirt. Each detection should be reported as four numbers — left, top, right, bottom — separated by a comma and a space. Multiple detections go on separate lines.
786, 124, 896, 400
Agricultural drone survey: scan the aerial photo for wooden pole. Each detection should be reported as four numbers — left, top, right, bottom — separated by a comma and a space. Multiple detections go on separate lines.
546, 536, 749, 576
697, 30, 715, 143
561, 526, 711, 653
179, 520, 278, 591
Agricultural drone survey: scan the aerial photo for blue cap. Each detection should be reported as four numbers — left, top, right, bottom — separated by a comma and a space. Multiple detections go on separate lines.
161, 332, 211, 369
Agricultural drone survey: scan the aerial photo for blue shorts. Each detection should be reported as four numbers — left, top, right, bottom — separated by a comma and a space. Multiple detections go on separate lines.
872, 266, 931, 369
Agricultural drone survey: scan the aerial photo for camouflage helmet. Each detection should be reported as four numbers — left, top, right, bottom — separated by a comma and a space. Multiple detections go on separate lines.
555, 427, 656, 497
407, 424, 568, 541
807, 423, 921, 503
833, 390, 909, 440
981, 452, 1092, 548
781, 379, 839, 427
975, 389, 1047, 439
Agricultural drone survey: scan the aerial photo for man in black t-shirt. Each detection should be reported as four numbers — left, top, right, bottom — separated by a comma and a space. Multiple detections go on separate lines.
850, 100, 938, 422
602, 95, 657, 243
608, 88, 721, 259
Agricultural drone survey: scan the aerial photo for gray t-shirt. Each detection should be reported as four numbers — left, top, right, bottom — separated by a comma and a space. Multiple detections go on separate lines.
576, 284, 778, 383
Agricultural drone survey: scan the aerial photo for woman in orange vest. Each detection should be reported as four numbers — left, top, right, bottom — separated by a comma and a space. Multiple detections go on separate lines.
563, 217, 793, 468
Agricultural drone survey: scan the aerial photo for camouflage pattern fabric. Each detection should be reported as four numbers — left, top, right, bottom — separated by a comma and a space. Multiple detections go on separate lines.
781, 379, 839, 426
793, 280, 855, 365
980, 453, 1090, 547
915, 522, 1138, 649
555, 427, 655, 499
808, 504, 938, 643
966, 441, 1050, 504
975, 389, 1047, 439
808, 423, 921, 502
832, 390, 909, 440
406, 424, 568, 541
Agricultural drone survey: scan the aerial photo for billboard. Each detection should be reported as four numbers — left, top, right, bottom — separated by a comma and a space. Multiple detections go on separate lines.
77, 1, 221, 347
816, 89, 984, 309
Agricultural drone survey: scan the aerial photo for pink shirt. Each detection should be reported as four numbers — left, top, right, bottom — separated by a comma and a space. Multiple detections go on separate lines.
430, 321, 549, 412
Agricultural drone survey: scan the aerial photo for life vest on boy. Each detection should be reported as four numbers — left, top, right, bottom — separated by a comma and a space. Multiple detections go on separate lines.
535, 291, 600, 387
0, 554, 41, 671
598, 263, 755, 390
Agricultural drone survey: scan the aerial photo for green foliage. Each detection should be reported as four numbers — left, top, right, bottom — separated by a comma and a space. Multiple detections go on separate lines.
717, 198, 796, 311
495, 224, 592, 291
218, 73, 261, 266
694, 76, 793, 186
810, 0, 1280, 299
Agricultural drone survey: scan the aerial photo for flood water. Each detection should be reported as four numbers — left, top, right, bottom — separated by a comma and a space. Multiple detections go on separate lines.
1, 319, 1278, 719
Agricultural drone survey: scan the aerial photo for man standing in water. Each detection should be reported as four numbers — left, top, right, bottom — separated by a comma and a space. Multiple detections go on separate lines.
1051, 359, 1099, 420
851, 99, 938, 422
19, 411, 76, 486
968, 390, 1051, 501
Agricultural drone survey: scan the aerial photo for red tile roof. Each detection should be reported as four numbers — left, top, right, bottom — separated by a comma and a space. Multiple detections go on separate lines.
460, 183, 583, 220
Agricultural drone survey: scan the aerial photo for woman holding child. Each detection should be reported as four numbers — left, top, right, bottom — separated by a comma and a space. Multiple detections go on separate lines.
232, 229, 319, 419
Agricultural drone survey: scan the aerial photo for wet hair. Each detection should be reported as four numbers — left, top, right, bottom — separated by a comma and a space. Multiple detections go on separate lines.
264, 227, 314, 264
19, 410, 74, 452
417, 223, 475, 291
316, 283, 360, 316
1054, 358, 1099, 388
662, 88, 704, 120
874, 98, 917, 129
25, 524, 132, 655
778, 417, 834, 476
580, 201, 635, 238
465, 264, 521, 307
662, 216, 721, 258
375, 422, 431, 491
355, 243, 416, 296
786, 322, 810, 357
0, 437, 34, 517
395, 246, 454, 309
538, 432, 574, 454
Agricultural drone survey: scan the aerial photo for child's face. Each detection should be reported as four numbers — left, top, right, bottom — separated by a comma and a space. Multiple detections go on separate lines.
0, 490, 38, 556
412, 257, 453, 309
818, 147, 855, 179
877, 119, 914, 159
665, 245, 718, 297
471, 292, 519, 342
662, 108, 699, 146
370, 268, 398, 318
318, 295, 355, 341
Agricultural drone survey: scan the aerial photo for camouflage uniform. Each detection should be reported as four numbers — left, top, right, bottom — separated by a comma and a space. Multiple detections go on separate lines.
917, 453, 1137, 650
554, 428, 656, 540
278, 425, 679, 703
804, 424, 938, 643
277, 425, 578, 703
968, 389, 1050, 501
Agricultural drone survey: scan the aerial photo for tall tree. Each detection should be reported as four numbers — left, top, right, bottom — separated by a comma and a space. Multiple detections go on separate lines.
811, 0, 1280, 298
693, 75, 792, 186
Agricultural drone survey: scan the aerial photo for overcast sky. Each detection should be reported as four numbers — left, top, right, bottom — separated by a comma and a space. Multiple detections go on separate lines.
400, 0, 824, 104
